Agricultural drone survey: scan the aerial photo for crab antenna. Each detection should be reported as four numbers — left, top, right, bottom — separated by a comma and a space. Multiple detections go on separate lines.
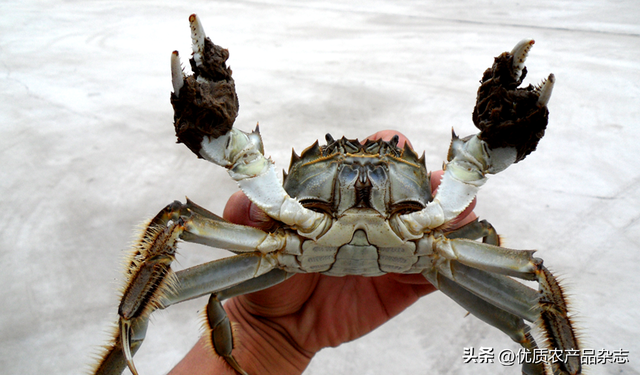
511, 39, 535, 81
189, 14, 206, 67
537, 74, 555, 106
171, 51, 185, 96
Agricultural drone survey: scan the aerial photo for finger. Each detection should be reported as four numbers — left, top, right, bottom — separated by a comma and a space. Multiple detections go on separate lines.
363, 129, 413, 149
387, 274, 437, 298
223, 191, 276, 230
239, 273, 320, 317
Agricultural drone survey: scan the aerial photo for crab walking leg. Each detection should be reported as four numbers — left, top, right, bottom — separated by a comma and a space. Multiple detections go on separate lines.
162, 260, 290, 307
94, 199, 287, 375
437, 260, 540, 322
94, 268, 289, 375
170, 269, 292, 375
423, 270, 547, 375
444, 218, 501, 245
422, 237, 581, 374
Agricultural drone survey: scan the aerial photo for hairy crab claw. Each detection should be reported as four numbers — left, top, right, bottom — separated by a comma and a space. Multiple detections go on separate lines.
472, 38, 555, 163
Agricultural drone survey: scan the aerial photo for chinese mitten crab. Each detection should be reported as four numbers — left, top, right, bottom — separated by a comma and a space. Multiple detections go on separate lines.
93, 14, 581, 375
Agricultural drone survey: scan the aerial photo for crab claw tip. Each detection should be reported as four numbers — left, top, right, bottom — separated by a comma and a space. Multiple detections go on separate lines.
189, 14, 206, 54
511, 39, 535, 81
537, 73, 555, 107
120, 318, 140, 375
171, 51, 184, 96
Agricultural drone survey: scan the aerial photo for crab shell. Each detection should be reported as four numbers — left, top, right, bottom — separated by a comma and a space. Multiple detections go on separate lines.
284, 136, 431, 218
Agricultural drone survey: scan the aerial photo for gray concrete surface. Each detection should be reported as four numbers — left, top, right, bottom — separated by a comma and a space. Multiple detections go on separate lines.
1, 1, 639, 374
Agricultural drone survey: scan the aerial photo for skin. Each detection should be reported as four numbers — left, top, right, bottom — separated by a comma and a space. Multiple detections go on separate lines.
169, 130, 477, 375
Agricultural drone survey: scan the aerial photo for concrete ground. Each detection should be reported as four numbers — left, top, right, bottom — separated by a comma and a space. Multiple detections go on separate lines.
1, 1, 639, 374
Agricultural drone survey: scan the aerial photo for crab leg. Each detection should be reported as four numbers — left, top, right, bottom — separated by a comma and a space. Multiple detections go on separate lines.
419, 236, 581, 374
444, 218, 501, 245
94, 269, 290, 375
93, 199, 294, 375
424, 270, 546, 375
170, 14, 331, 240
172, 268, 291, 375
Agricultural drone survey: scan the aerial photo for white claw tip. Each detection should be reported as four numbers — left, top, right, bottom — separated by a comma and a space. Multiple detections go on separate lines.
171, 51, 184, 96
537, 73, 555, 107
189, 14, 206, 53
511, 39, 535, 81
120, 318, 139, 375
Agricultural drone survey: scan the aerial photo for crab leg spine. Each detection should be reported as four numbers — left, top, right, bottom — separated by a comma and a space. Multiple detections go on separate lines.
120, 319, 138, 375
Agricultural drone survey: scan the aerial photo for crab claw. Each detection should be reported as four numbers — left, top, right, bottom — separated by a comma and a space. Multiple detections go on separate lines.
170, 14, 239, 158
472, 39, 554, 162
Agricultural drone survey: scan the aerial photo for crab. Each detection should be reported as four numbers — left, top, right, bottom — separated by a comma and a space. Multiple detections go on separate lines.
93, 14, 581, 375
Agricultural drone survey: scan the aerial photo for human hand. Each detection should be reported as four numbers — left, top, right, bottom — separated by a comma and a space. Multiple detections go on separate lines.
169, 130, 477, 375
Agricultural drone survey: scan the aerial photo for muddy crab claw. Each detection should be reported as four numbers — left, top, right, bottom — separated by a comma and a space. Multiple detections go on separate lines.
472, 39, 555, 162
170, 14, 240, 158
